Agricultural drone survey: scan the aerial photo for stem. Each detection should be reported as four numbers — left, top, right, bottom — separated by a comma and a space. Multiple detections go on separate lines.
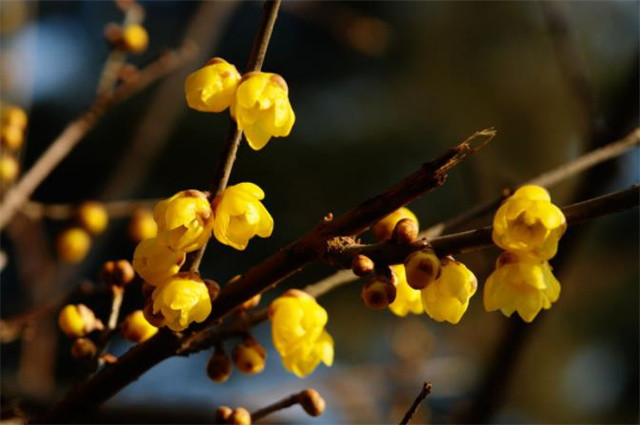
399, 382, 432, 425
251, 393, 300, 423
185, 0, 282, 272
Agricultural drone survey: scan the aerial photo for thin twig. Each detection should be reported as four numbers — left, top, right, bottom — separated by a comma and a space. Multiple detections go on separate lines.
298, 129, 640, 294
0, 43, 198, 230
399, 382, 432, 425
250, 392, 301, 422
185, 0, 282, 272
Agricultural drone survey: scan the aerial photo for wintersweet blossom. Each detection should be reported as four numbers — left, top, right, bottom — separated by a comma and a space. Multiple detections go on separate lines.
484, 251, 560, 322
269, 290, 334, 377
212, 182, 273, 250
492, 185, 566, 261
155, 190, 214, 252
231, 72, 295, 150
421, 257, 477, 324
151, 272, 212, 331
185, 58, 242, 113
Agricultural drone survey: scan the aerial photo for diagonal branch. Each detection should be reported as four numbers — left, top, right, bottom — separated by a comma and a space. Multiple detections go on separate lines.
0, 43, 198, 230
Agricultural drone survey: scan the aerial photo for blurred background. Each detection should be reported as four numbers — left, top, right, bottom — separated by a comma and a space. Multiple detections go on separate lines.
0, 1, 638, 423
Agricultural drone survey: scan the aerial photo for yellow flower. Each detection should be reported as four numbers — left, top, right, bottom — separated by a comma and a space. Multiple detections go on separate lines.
484, 251, 560, 323
128, 208, 158, 243
185, 58, 242, 113
132, 237, 186, 285
121, 310, 158, 343
372, 207, 419, 242
121, 24, 148, 53
151, 272, 212, 331
421, 257, 477, 324
77, 201, 109, 235
231, 71, 295, 150
1, 125, 24, 150
0, 154, 19, 185
56, 227, 91, 263
388, 265, 423, 317
58, 304, 102, 338
155, 190, 214, 252
269, 289, 334, 377
492, 185, 566, 260
2, 105, 28, 130
212, 182, 273, 250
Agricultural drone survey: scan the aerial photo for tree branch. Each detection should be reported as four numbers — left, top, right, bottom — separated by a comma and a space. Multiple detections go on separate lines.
0, 42, 198, 230
399, 382, 432, 425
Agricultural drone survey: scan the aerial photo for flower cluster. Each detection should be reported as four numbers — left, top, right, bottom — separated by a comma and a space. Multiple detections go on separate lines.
132, 190, 214, 331
269, 289, 334, 377
185, 58, 295, 150
484, 185, 566, 322
1, 104, 27, 186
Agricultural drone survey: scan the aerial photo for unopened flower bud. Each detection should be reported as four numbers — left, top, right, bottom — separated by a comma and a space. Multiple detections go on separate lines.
404, 249, 441, 290
56, 227, 91, 263
128, 208, 157, 243
71, 337, 97, 359
120, 24, 148, 53
0, 154, 19, 185
372, 207, 418, 241
351, 254, 375, 277
298, 388, 325, 417
2, 106, 28, 130
361, 269, 397, 310
215, 406, 251, 425
228, 408, 251, 425
207, 346, 233, 383
121, 310, 158, 343
1, 126, 23, 150
392, 217, 419, 244
101, 259, 135, 287
232, 337, 266, 374
77, 201, 109, 235
58, 304, 104, 338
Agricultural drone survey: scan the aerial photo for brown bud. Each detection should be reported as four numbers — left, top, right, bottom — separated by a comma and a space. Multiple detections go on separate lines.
229, 408, 251, 425
205, 279, 221, 302
404, 249, 441, 290
71, 338, 97, 359
392, 218, 419, 244
351, 254, 375, 277
214, 406, 233, 424
104, 22, 122, 45
298, 388, 325, 417
100, 353, 118, 365
361, 276, 397, 310
207, 347, 232, 383
101, 259, 135, 287
143, 298, 165, 328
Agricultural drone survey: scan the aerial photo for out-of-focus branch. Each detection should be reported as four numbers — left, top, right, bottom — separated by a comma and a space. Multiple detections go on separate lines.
20, 198, 159, 220
399, 382, 432, 425
0, 42, 198, 230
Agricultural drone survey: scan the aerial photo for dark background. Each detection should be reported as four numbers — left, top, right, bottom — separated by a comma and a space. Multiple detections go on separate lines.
1, 1, 638, 423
